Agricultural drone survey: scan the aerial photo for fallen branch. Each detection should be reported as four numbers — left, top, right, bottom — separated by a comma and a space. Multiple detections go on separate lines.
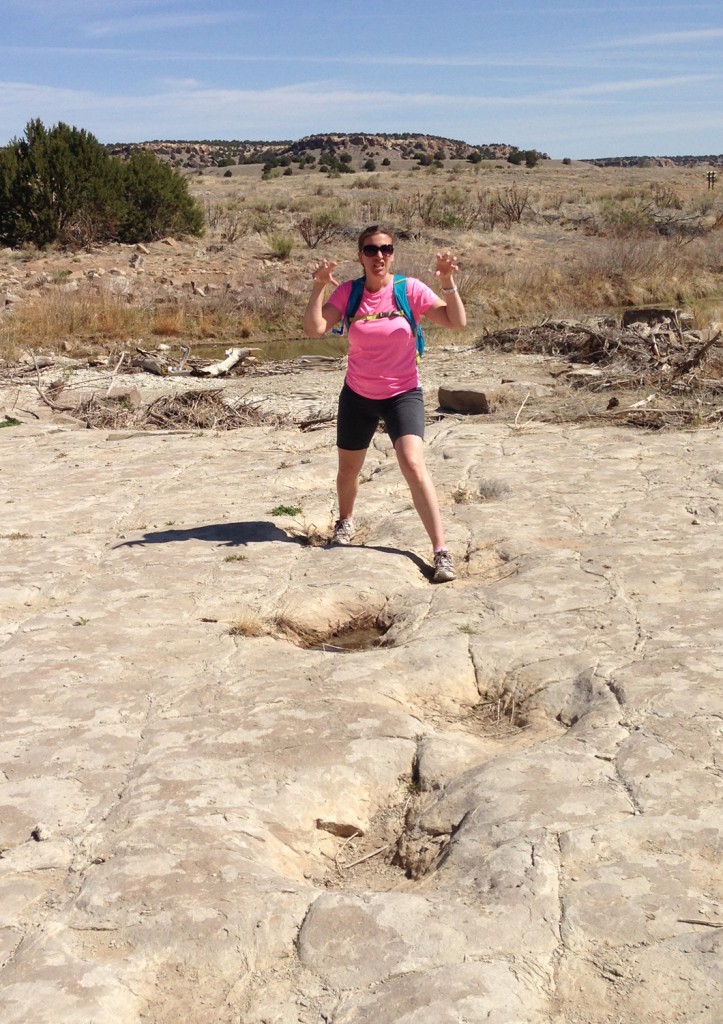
341, 843, 393, 870
334, 830, 362, 874
674, 330, 722, 377
299, 414, 336, 431
105, 352, 128, 397
2, 388, 20, 418
30, 351, 74, 412
628, 394, 657, 409
513, 393, 531, 429
175, 345, 191, 372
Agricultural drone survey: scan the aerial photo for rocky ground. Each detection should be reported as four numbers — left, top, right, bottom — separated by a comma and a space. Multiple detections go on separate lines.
1, 350, 722, 1024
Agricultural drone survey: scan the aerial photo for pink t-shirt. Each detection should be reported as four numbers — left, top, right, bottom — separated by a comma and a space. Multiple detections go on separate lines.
327, 277, 439, 399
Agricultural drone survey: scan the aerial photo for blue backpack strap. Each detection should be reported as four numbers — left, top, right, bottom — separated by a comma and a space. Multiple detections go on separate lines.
393, 274, 425, 359
331, 276, 365, 336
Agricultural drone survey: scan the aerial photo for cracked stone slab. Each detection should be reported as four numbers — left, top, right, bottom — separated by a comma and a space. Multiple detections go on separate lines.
1, 372, 722, 1023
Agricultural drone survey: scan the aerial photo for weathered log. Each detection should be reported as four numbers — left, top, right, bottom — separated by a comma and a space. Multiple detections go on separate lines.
132, 355, 167, 376
196, 348, 257, 377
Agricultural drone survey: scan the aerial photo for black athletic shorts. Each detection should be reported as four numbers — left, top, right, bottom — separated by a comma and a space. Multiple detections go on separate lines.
336, 382, 425, 450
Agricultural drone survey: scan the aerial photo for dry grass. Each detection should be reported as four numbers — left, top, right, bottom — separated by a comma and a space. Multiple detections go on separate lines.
2, 288, 146, 358
452, 479, 513, 504
1, 288, 259, 358
228, 613, 265, 637
271, 610, 386, 651
1, 159, 722, 362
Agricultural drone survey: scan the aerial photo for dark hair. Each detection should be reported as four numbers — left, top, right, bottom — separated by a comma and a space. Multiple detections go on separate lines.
357, 224, 395, 250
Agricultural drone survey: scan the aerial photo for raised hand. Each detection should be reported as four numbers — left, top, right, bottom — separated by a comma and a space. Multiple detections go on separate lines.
434, 250, 459, 283
312, 258, 339, 288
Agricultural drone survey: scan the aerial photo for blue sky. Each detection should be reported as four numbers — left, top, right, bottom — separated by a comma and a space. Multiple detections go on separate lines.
2, 0, 722, 158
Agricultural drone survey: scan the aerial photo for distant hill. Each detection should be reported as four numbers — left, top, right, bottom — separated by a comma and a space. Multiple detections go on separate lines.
107, 133, 549, 171
584, 154, 723, 168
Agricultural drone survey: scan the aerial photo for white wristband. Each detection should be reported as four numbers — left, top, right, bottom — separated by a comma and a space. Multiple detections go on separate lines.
442, 285, 458, 294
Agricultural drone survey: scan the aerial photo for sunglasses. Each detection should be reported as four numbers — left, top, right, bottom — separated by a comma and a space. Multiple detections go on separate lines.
361, 243, 394, 257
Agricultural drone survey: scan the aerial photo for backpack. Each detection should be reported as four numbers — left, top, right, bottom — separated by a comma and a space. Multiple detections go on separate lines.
332, 274, 426, 359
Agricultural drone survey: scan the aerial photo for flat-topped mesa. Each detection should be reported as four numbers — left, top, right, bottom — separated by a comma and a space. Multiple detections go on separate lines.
106, 133, 549, 170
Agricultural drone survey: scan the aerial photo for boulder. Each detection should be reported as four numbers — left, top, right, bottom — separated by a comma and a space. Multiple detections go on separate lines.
437, 382, 490, 414
622, 306, 680, 328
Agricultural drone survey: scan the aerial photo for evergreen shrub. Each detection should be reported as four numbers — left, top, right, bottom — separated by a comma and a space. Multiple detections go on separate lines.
0, 119, 203, 248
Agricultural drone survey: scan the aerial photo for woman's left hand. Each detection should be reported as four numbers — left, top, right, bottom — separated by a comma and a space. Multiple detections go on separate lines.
435, 250, 459, 285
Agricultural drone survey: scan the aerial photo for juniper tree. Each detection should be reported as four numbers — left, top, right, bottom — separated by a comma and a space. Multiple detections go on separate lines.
0, 119, 203, 248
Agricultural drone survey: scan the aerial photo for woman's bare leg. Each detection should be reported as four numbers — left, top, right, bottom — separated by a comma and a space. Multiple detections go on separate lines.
393, 434, 446, 550
336, 447, 368, 520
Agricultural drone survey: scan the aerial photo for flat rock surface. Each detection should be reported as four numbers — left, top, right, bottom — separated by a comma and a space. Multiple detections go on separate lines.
1, 352, 722, 1024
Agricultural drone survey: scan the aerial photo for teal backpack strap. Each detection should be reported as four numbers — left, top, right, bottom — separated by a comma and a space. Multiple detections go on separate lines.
331, 276, 365, 336
393, 274, 425, 359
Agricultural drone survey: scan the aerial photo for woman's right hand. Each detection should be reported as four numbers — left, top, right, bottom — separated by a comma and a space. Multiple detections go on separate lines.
303, 259, 342, 337
312, 259, 339, 288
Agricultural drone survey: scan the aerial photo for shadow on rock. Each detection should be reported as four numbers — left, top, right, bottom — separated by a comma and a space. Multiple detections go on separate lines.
115, 520, 302, 549
116, 526, 434, 580
363, 544, 432, 579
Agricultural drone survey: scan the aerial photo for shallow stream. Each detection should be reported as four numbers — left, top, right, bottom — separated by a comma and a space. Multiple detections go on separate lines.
194, 336, 347, 362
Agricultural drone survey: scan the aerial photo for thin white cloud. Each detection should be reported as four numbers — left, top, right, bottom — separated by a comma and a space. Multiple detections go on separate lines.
598, 26, 723, 47
86, 12, 254, 39
548, 73, 723, 98
337, 54, 600, 69
2, 80, 721, 155
8, 0, 153, 11
549, 3, 721, 10
2, 78, 718, 125
158, 77, 204, 88
538, 110, 723, 147
0, 44, 606, 72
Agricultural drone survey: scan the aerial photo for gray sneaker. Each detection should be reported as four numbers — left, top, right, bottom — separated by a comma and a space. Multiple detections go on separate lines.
432, 549, 456, 583
330, 518, 354, 546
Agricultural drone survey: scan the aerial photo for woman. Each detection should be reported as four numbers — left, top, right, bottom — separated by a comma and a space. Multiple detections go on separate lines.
302, 225, 466, 583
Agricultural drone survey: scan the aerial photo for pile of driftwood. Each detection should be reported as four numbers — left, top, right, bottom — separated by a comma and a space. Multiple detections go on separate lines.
142, 391, 270, 430
477, 309, 723, 428
74, 389, 272, 431
478, 310, 722, 390
1, 345, 341, 432
73, 393, 138, 430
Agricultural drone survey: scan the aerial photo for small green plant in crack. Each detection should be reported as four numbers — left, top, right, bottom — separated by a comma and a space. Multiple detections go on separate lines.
0, 417, 21, 428
73, 617, 90, 626
271, 504, 302, 516
3, 531, 31, 540
224, 553, 247, 562
457, 623, 476, 635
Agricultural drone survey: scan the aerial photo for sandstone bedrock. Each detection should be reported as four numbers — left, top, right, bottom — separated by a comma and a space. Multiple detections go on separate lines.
1, 364, 721, 1024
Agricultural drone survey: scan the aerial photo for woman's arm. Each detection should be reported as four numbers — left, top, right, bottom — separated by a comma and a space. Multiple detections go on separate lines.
302, 259, 343, 337
422, 250, 467, 330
